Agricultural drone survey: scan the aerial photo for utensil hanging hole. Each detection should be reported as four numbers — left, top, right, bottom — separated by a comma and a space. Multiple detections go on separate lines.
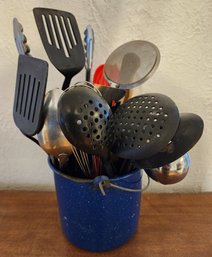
99, 103, 102, 108
83, 115, 88, 120
94, 118, 99, 123
146, 139, 150, 143
89, 100, 93, 104
99, 114, 103, 119
90, 111, 94, 116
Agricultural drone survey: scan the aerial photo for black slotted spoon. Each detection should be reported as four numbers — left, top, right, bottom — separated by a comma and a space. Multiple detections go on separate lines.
107, 93, 180, 160
58, 82, 111, 155
33, 8, 85, 90
13, 55, 48, 137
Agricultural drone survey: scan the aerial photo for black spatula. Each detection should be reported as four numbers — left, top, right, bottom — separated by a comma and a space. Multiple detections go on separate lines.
33, 8, 85, 90
13, 55, 48, 137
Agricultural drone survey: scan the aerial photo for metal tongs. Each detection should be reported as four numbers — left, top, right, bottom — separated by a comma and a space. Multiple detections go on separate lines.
13, 18, 30, 55
84, 25, 94, 81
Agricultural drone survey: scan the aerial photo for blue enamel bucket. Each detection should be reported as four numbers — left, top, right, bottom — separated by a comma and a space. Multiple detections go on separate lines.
49, 158, 142, 252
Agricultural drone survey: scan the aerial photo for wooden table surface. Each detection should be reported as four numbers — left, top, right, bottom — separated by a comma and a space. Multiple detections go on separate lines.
0, 191, 211, 257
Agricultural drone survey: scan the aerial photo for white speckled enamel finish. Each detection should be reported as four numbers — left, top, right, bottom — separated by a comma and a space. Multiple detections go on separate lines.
0, 0, 211, 192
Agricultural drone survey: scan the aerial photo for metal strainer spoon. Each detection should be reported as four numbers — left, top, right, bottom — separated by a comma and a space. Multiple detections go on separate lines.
104, 40, 160, 90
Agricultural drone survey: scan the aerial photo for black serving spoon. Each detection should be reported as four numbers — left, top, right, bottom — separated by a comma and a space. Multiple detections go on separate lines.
136, 113, 204, 169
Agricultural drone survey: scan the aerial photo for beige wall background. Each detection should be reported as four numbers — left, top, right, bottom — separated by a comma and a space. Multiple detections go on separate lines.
0, 0, 211, 192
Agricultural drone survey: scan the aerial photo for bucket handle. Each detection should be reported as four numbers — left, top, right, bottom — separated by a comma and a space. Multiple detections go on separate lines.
94, 170, 150, 196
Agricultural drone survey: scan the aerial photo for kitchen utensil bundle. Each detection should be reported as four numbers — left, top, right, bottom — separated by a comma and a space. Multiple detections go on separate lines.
13, 8, 204, 185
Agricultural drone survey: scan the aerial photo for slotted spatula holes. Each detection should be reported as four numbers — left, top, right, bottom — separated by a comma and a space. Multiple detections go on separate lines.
16, 73, 41, 123
41, 13, 77, 58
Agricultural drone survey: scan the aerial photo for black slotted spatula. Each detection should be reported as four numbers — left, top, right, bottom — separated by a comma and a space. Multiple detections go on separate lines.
13, 55, 48, 136
33, 8, 85, 90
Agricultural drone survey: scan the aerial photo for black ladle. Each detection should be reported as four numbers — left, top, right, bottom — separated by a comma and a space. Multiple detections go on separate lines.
136, 113, 204, 169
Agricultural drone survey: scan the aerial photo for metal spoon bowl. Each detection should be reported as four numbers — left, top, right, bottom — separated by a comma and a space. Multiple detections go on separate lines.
145, 153, 190, 185
37, 88, 73, 157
